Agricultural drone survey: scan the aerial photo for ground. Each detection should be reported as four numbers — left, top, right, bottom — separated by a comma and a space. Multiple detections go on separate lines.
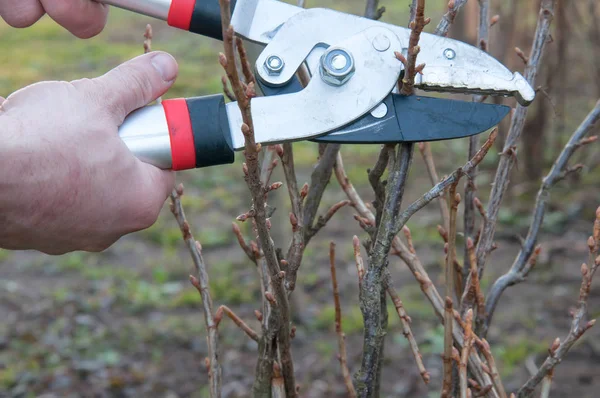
1, 2, 600, 398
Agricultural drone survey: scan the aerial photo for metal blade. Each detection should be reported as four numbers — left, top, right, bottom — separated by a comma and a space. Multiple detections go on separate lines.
231, 0, 302, 44
313, 95, 510, 143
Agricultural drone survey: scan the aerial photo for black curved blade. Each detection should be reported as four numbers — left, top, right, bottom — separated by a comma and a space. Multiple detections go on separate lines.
313, 94, 510, 143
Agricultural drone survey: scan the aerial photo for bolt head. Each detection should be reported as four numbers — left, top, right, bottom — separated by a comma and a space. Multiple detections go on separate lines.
264, 55, 284, 75
320, 48, 355, 86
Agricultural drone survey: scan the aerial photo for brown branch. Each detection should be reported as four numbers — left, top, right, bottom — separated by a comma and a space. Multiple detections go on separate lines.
280, 142, 305, 293
368, 144, 394, 226
353, 235, 366, 286
475, 0, 557, 277
435, 0, 470, 36
309, 200, 350, 240
356, 143, 414, 396
442, 183, 460, 397
418, 142, 450, 229
329, 243, 357, 398
384, 271, 430, 384
232, 222, 256, 263
260, 145, 281, 186
441, 296, 454, 397
365, 0, 385, 20
170, 186, 221, 397
218, 2, 296, 396
459, 309, 475, 398
302, 144, 342, 245
517, 210, 600, 397
539, 369, 554, 398
447, 185, 462, 299
464, 0, 491, 281
394, 130, 497, 237
215, 305, 259, 342
482, 100, 600, 337
401, 0, 430, 96
476, 339, 507, 398
460, 238, 485, 320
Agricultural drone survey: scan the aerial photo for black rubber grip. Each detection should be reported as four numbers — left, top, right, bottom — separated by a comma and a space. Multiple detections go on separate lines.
186, 95, 235, 168
189, 0, 237, 40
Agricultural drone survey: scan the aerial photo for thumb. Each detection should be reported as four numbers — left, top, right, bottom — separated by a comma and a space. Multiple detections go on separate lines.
93, 51, 178, 123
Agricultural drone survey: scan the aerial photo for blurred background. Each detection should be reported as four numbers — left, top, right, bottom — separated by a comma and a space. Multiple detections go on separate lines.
1, 0, 599, 397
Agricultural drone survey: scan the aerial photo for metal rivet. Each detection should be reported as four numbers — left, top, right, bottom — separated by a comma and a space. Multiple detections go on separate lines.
370, 103, 388, 119
443, 48, 456, 60
265, 55, 284, 75
372, 34, 391, 52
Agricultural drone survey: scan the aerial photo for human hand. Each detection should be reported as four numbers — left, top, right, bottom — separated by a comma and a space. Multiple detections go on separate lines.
0, 0, 109, 38
0, 52, 178, 254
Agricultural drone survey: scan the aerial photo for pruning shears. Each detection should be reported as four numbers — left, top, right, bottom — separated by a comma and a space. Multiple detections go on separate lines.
99, 0, 535, 171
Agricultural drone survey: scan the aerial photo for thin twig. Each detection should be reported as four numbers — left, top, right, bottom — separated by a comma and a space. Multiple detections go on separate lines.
459, 310, 475, 398
441, 297, 454, 397
384, 266, 430, 384
400, 0, 430, 96
143, 24, 162, 105
435, 0, 470, 36
215, 305, 260, 342
329, 243, 357, 398
302, 144, 342, 245
365, 0, 385, 20
394, 130, 497, 237
539, 369, 553, 398
476, 339, 507, 398
171, 186, 221, 397
463, 0, 491, 281
442, 183, 460, 397
482, 100, 600, 337
418, 143, 450, 229
476, 0, 558, 277
517, 209, 600, 397
353, 235, 366, 286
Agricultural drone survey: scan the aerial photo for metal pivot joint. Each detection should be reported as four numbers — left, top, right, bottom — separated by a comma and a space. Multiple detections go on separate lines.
320, 48, 355, 86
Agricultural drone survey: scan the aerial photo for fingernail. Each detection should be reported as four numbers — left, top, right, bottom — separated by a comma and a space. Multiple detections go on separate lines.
151, 52, 178, 82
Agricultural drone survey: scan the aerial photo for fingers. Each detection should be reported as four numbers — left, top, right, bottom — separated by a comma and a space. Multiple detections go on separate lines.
126, 164, 175, 231
91, 52, 178, 124
0, 0, 44, 28
39, 0, 108, 38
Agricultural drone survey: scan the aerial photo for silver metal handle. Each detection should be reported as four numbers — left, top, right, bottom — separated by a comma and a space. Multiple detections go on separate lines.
96, 0, 172, 20
119, 105, 173, 169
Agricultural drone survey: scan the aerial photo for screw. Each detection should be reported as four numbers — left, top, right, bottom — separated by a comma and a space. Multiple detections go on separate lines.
443, 48, 456, 60
372, 34, 391, 52
264, 55, 284, 75
320, 48, 355, 86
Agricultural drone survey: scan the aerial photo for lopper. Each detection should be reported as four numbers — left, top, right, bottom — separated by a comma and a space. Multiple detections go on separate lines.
98, 0, 536, 171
